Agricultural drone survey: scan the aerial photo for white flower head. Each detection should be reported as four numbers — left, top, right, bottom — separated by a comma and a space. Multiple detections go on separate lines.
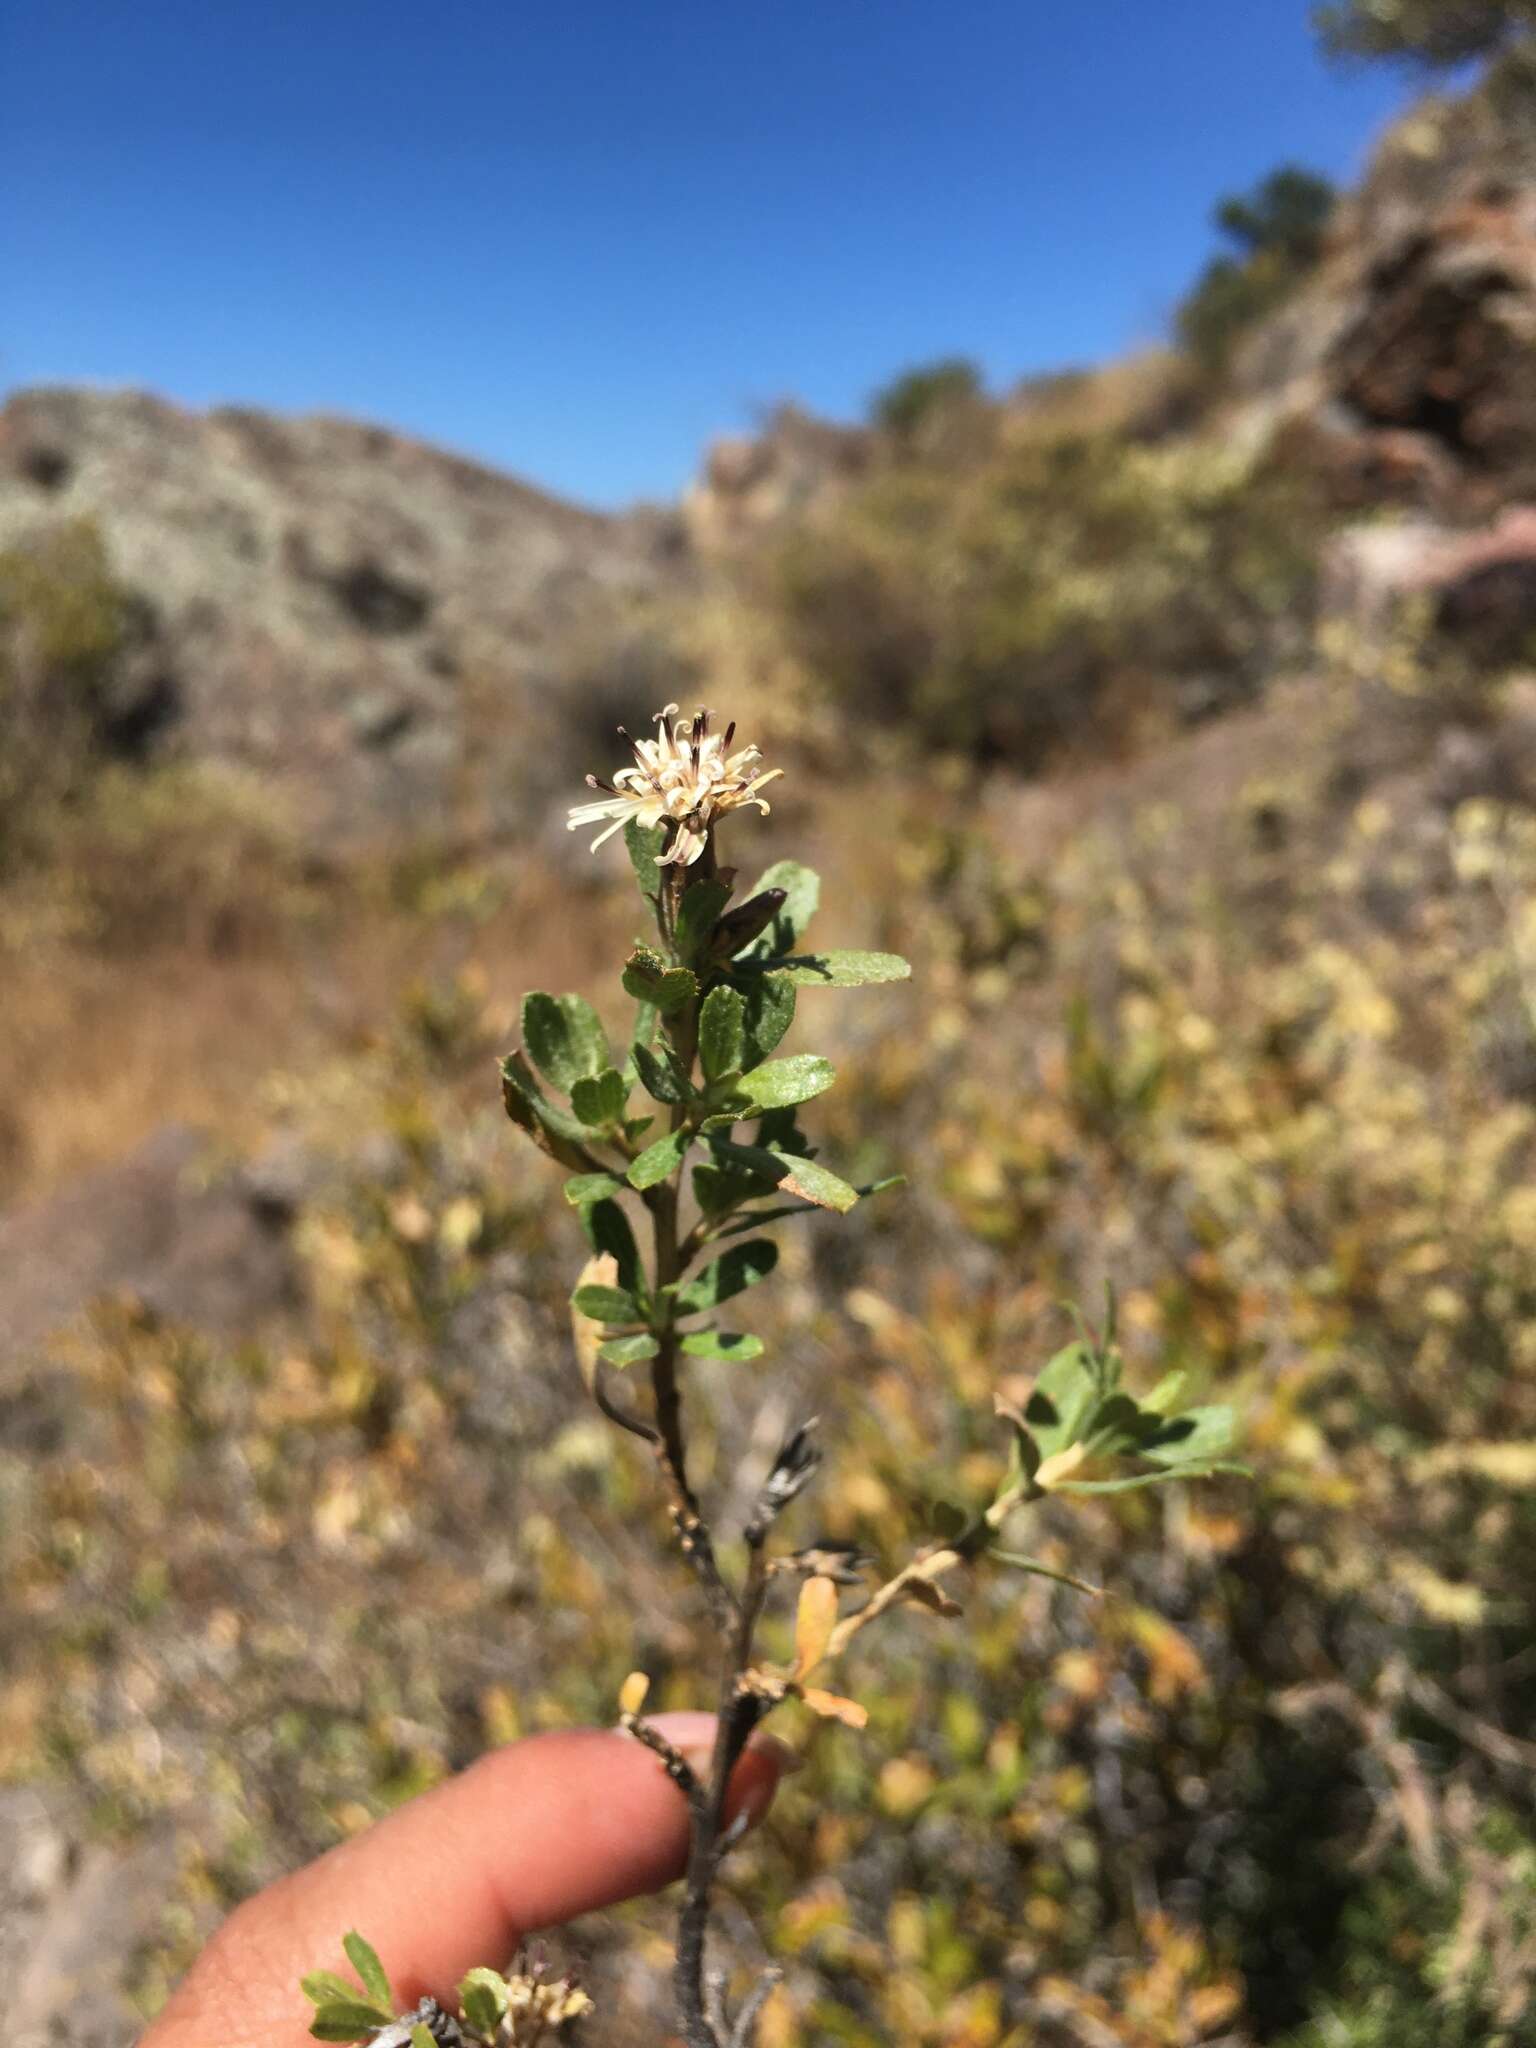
568, 704, 782, 867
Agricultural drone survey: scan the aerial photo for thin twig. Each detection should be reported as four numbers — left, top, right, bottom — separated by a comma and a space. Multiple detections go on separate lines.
729, 1967, 783, 2048
826, 1545, 964, 1658
673, 1533, 772, 2046
592, 1367, 660, 1444
621, 1713, 702, 1804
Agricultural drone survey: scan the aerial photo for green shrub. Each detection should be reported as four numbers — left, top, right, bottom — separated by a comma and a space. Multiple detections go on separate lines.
1176, 165, 1336, 374
869, 357, 985, 443
0, 519, 147, 878
767, 430, 1320, 766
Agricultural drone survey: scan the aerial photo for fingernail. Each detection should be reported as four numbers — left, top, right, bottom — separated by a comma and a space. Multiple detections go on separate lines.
734, 1773, 777, 1828
745, 1732, 804, 1776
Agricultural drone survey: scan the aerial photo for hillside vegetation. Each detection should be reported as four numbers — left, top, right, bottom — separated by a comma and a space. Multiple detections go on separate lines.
5, 40, 1536, 2048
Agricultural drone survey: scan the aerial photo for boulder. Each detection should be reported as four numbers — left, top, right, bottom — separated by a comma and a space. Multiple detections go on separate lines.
1324, 504, 1536, 663
1232, 73, 1536, 514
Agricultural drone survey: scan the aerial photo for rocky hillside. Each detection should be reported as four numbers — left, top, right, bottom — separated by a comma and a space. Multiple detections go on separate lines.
1232, 71, 1536, 513
7, 59, 1536, 2048
0, 389, 676, 844
3, 67, 1533, 862
685, 72, 1536, 545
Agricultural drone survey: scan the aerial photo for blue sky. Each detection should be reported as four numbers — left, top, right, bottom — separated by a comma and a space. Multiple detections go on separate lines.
3, 2, 1410, 509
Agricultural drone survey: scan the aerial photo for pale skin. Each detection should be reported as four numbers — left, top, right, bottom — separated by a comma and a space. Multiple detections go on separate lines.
142, 1714, 788, 2048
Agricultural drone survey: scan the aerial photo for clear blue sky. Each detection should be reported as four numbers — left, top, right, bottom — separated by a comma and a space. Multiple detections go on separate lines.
3, 1, 1410, 509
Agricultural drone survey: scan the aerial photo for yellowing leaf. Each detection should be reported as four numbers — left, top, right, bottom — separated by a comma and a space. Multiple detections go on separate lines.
1034, 1442, 1087, 1490
794, 1575, 838, 1678
1390, 1556, 1487, 1625
618, 1670, 650, 1717
570, 1252, 619, 1392
900, 1576, 962, 1618
800, 1686, 868, 1729
1128, 1609, 1207, 1704
1412, 1440, 1536, 1488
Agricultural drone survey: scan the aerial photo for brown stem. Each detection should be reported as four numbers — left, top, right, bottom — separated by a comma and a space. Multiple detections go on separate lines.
674, 1539, 770, 2046
622, 1713, 703, 1803
826, 1545, 964, 1659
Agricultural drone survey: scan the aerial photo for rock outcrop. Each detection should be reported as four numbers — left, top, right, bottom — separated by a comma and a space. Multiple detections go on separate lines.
1232, 68, 1536, 513
682, 403, 873, 552
0, 389, 674, 844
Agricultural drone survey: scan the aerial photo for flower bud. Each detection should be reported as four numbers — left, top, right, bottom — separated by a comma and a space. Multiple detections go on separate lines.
709, 888, 788, 961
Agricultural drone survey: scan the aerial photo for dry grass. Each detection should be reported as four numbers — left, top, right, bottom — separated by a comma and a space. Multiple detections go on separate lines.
0, 837, 654, 1210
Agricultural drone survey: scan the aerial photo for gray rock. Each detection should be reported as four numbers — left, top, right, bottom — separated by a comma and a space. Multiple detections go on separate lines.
0, 389, 673, 847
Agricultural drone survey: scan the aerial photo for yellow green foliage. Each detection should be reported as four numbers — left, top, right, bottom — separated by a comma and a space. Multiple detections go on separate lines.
0, 519, 134, 872
4, 628, 1536, 2043
764, 431, 1318, 767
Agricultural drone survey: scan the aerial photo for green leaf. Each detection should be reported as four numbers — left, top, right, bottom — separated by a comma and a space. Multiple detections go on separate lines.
571, 1066, 628, 1127
1083, 1391, 1155, 1460
622, 947, 698, 1014
989, 1551, 1102, 1596
755, 1106, 806, 1151
673, 1238, 778, 1314
625, 816, 666, 903
632, 1038, 690, 1106
411, 2029, 436, 2048
578, 1195, 643, 1294
737, 1054, 835, 1110
628, 1128, 692, 1189
764, 950, 911, 988
693, 1158, 777, 1217
459, 1970, 511, 2035
301, 1973, 360, 2010
711, 1170, 902, 1235
767, 1152, 860, 1212
500, 1051, 600, 1171
309, 2001, 393, 2041
740, 860, 821, 957
739, 971, 797, 1064
599, 1332, 661, 1367
564, 1172, 626, 1206
709, 1139, 861, 1214
572, 1281, 645, 1325
1141, 1369, 1188, 1416
342, 1933, 392, 2013
624, 999, 660, 1090
680, 1329, 766, 1362
1140, 1404, 1239, 1468
1054, 1463, 1249, 1495
698, 985, 747, 1083
1023, 1343, 1101, 1463
521, 992, 608, 1092
675, 876, 734, 961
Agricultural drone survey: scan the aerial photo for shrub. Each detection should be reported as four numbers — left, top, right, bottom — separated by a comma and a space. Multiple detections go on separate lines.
1176, 165, 1336, 374
766, 430, 1320, 766
869, 357, 985, 444
0, 519, 134, 871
